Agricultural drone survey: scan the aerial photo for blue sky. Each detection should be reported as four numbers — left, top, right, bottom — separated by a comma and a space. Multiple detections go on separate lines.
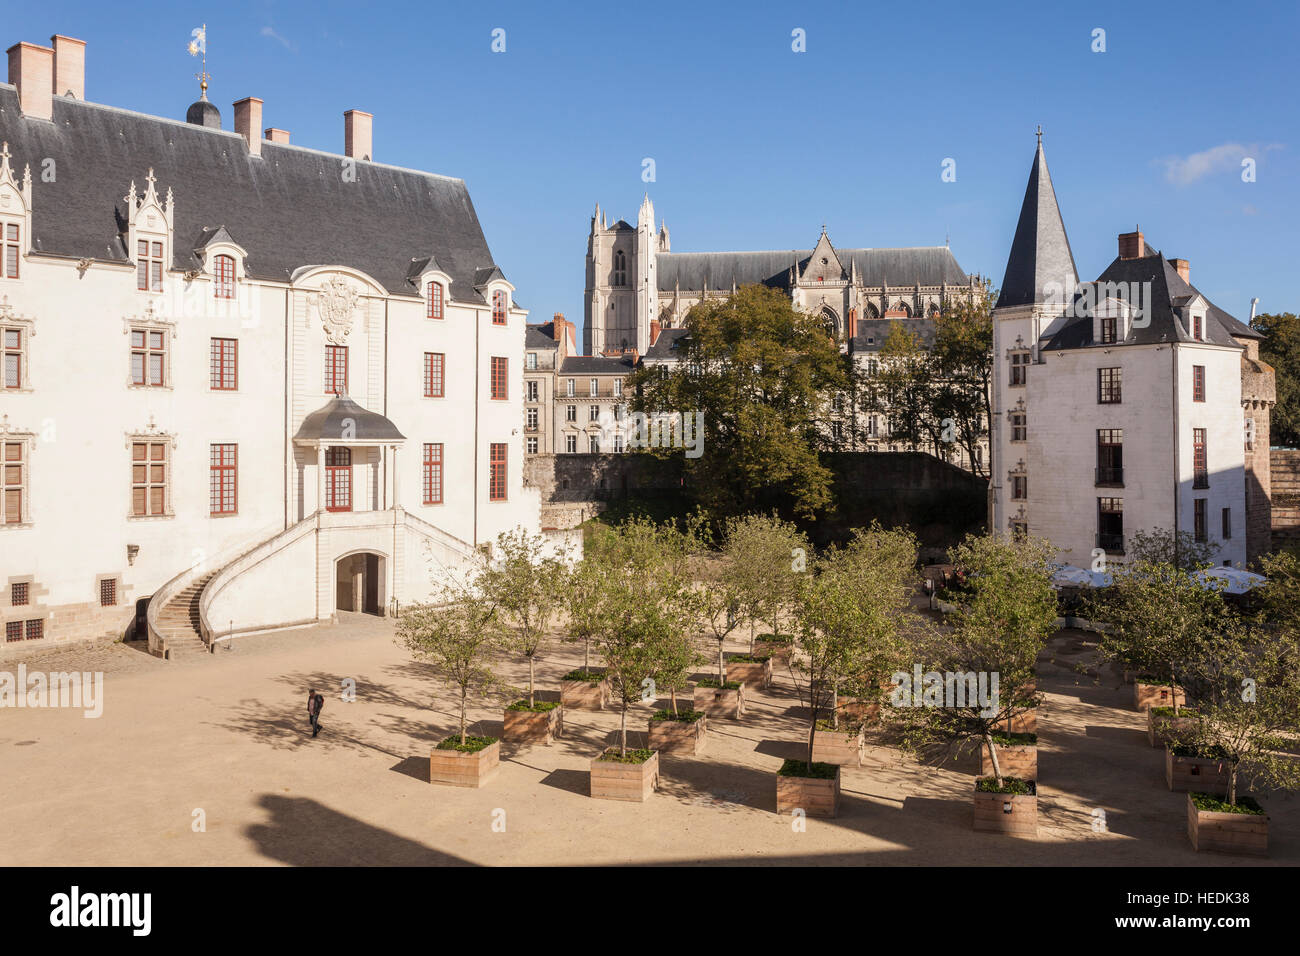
13, 1, 1299, 348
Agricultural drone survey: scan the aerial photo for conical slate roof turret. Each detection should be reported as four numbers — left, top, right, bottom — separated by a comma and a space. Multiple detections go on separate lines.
996, 132, 1078, 309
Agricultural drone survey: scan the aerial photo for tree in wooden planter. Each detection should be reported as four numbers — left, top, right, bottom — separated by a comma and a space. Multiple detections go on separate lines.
1167, 621, 1300, 854
558, 538, 605, 677
648, 708, 708, 755
396, 592, 504, 788
791, 524, 919, 780
896, 534, 1057, 829
1088, 552, 1229, 718
723, 512, 809, 653
480, 529, 567, 743
699, 566, 747, 688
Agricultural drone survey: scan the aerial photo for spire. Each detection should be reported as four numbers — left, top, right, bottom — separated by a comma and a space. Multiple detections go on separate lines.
995, 130, 1078, 309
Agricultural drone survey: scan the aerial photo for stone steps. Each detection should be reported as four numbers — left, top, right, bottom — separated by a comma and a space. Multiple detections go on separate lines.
154, 571, 219, 660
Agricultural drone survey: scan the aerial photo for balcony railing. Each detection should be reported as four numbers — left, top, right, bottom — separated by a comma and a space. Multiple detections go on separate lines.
1096, 532, 1124, 554
1095, 466, 1124, 487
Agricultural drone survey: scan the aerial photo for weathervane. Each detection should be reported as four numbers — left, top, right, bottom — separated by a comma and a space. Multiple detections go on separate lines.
188, 24, 210, 99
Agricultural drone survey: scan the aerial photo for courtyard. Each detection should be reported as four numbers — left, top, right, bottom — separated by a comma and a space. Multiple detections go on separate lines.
1, 613, 1293, 867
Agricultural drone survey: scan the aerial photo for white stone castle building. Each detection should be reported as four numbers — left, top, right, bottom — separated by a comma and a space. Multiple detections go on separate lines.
0, 34, 554, 657
989, 135, 1273, 567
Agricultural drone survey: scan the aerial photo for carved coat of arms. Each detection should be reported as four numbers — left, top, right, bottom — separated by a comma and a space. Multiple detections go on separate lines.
313, 276, 360, 344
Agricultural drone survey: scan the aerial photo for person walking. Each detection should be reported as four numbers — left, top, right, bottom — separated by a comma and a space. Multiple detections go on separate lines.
307, 689, 324, 738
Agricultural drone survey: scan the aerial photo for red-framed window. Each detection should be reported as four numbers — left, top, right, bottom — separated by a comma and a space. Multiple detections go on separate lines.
490, 356, 507, 400
210, 337, 238, 390
422, 443, 443, 505
423, 352, 445, 398
23, 619, 41, 640
492, 290, 507, 325
489, 442, 507, 501
3, 441, 23, 524
11, 582, 29, 606
2, 223, 19, 278
100, 578, 117, 607
325, 447, 352, 512
325, 345, 348, 396
137, 239, 164, 291
131, 442, 168, 516
213, 254, 236, 299
1192, 365, 1205, 402
1192, 316, 1202, 341
3, 327, 21, 388
1192, 428, 1208, 488
427, 282, 443, 320
131, 329, 166, 386
210, 443, 237, 515
5, 621, 21, 642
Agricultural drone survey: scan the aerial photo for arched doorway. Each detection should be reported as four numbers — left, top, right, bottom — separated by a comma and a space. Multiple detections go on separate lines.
335, 551, 385, 615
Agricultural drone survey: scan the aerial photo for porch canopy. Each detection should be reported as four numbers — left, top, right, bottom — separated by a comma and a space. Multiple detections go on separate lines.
293, 393, 406, 446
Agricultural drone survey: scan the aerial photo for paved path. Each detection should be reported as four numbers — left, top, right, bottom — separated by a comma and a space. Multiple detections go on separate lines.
1, 619, 1292, 865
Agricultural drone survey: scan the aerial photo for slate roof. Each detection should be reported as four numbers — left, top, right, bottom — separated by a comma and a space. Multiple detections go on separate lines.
643, 327, 691, 359
0, 85, 502, 303
294, 394, 406, 443
1042, 251, 1258, 351
525, 325, 559, 349
996, 141, 1079, 309
656, 247, 968, 292
559, 355, 635, 374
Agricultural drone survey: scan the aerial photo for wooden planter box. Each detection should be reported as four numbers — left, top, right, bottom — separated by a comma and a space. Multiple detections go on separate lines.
1148, 709, 1198, 748
1135, 682, 1186, 711
752, 639, 793, 663
648, 714, 707, 755
590, 750, 659, 802
694, 683, 745, 719
973, 783, 1037, 836
1166, 748, 1230, 794
726, 656, 773, 690
1187, 794, 1268, 857
812, 726, 864, 767
561, 677, 609, 711
503, 704, 563, 745
995, 709, 1037, 735
429, 739, 500, 788
776, 768, 841, 817
981, 744, 1038, 782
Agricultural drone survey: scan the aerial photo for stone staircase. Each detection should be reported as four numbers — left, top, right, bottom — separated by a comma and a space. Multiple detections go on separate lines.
153, 571, 218, 659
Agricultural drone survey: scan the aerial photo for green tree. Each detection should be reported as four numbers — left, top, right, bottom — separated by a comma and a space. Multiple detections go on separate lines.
930, 288, 993, 478
1255, 311, 1300, 447
396, 593, 503, 746
1126, 526, 1218, 571
722, 512, 809, 647
864, 321, 933, 453
626, 284, 848, 520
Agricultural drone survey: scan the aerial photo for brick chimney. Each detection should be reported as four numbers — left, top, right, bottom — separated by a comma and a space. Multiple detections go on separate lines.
7, 41, 55, 120
50, 35, 85, 100
233, 97, 264, 156
264, 127, 290, 144
344, 109, 372, 161
1118, 229, 1144, 260
1170, 258, 1190, 284
550, 313, 574, 360
649, 318, 662, 346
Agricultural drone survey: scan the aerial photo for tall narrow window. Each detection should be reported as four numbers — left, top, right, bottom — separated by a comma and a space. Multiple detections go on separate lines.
1194, 498, 1207, 542
325, 345, 348, 395
565, 434, 577, 454
490, 356, 507, 400
3, 441, 24, 524
210, 337, 238, 391
590, 378, 599, 397
423, 352, 445, 398
566, 379, 575, 397
566, 405, 577, 423
1010, 411, 1027, 442
1222, 507, 1232, 540
210, 443, 237, 515
422, 443, 443, 505
213, 254, 235, 299
131, 329, 167, 386
1011, 475, 1027, 499
137, 239, 164, 292
131, 442, 168, 516
492, 290, 507, 325
1097, 429, 1124, 486
99, 579, 117, 607
613, 250, 627, 286
489, 443, 507, 500
1098, 367, 1122, 404
1009, 351, 1029, 386
3, 327, 21, 388
614, 378, 623, 398
589, 435, 599, 453
2, 223, 19, 278
589, 404, 600, 422
526, 380, 539, 402
1098, 497, 1124, 553
427, 282, 443, 320
1192, 365, 1206, 402
325, 447, 352, 512
1192, 315, 1203, 341
526, 408, 538, 430
1099, 316, 1117, 344
1192, 428, 1208, 488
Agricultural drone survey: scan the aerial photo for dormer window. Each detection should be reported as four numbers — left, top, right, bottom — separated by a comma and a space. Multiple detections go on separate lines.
213, 254, 236, 299
2, 223, 19, 278
1099, 316, 1117, 344
492, 290, 507, 325
427, 281, 444, 320
137, 240, 164, 292
1192, 315, 1203, 341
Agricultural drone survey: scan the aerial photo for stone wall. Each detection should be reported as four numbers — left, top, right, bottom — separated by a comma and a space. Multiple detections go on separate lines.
1271, 448, 1300, 551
